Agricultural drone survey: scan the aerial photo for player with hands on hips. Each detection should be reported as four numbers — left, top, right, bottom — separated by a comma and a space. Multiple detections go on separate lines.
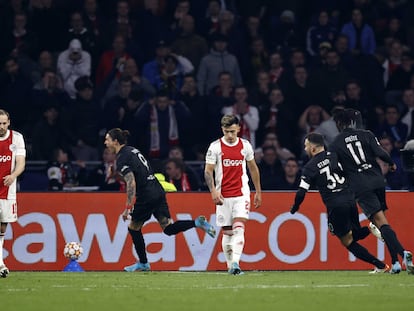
205, 115, 262, 275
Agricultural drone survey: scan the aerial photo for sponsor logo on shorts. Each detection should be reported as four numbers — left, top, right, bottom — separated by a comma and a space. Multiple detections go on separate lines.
223, 159, 243, 167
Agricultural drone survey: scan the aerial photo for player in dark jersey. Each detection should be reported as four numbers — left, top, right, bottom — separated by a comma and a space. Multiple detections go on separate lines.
104, 128, 216, 272
329, 109, 414, 274
290, 133, 389, 272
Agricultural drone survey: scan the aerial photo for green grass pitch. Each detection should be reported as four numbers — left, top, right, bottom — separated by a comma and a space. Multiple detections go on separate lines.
1, 271, 413, 311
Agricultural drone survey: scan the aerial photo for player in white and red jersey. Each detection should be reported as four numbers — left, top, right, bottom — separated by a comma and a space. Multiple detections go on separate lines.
205, 114, 262, 275
0, 109, 26, 278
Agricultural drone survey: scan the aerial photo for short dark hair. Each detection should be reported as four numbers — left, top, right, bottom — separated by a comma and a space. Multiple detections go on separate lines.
221, 114, 239, 127
333, 108, 362, 131
305, 132, 325, 147
107, 128, 130, 145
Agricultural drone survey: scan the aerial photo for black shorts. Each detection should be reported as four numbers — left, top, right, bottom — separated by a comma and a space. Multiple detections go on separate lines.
131, 195, 171, 224
356, 188, 388, 219
327, 202, 356, 238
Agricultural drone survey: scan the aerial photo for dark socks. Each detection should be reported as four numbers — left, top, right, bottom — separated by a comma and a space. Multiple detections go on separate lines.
352, 226, 370, 241
380, 224, 404, 261
128, 228, 148, 264
163, 220, 195, 236
347, 241, 385, 269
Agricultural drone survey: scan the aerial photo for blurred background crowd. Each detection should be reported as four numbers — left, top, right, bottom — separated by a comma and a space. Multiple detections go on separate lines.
1, 0, 414, 191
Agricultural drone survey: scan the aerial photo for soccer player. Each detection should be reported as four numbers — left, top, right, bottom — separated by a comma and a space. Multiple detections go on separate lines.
329, 108, 414, 274
0, 109, 26, 278
290, 133, 389, 273
204, 115, 262, 275
104, 128, 216, 272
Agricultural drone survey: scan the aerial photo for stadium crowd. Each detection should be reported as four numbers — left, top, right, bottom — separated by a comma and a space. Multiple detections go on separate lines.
1, 0, 414, 191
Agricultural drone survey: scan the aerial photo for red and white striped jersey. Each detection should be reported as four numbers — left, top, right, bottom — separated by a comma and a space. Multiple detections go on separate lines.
0, 130, 26, 199
205, 137, 254, 198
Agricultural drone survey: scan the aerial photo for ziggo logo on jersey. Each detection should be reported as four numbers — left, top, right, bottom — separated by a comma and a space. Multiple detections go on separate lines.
0, 155, 11, 162
222, 159, 243, 166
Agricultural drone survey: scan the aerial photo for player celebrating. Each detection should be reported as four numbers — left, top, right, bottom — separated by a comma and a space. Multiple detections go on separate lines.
205, 115, 262, 275
0, 109, 26, 278
329, 108, 414, 274
290, 133, 389, 273
104, 128, 215, 272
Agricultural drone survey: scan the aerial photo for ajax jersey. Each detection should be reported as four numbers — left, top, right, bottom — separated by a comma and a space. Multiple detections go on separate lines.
206, 137, 254, 198
0, 130, 26, 200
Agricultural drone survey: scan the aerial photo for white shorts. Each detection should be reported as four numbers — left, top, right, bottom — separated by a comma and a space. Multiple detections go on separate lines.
0, 199, 18, 223
216, 195, 250, 227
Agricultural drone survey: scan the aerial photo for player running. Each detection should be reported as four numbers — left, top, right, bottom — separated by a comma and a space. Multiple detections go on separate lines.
290, 132, 389, 273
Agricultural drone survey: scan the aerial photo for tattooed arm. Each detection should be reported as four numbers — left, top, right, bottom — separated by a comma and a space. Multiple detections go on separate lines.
122, 171, 136, 221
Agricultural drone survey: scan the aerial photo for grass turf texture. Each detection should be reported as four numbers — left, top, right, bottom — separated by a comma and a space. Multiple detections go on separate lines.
1, 271, 413, 311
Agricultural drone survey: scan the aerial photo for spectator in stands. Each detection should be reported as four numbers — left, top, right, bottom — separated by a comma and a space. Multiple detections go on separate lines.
274, 157, 301, 190
71, 76, 102, 153
164, 157, 200, 191
256, 87, 296, 153
199, 0, 222, 38
103, 58, 155, 101
271, 10, 304, 52
246, 37, 269, 85
257, 146, 283, 190
30, 0, 65, 53
102, 75, 133, 130
375, 104, 408, 150
378, 16, 407, 48
383, 40, 404, 87
205, 71, 234, 141
334, 34, 357, 74
31, 69, 70, 124
256, 132, 295, 164
177, 74, 207, 157
282, 49, 307, 88
57, 39, 91, 99
118, 89, 143, 147
95, 34, 131, 86
197, 33, 242, 95
47, 147, 87, 190
107, 0, 136, 48
344, 79, 374, 126
153, 53, 194, 99
82, 0, 106, 41
401, 89, 414, 140
387, 51, 414, 92
31, 104, 70, 161
267, 51, 285, 86
308, 49, 350, 111
30, 50, 55, 84
171, 14, 208, 71
222, 85, 259, 148
248, 70, 272, 108
87, 147, 123, 191
1, 12, 39, 63
341, 8, 376, 55
168, 0, 191, 38
0, 57, 32, 134
298, 105, 330, 154
285, 65, 315, 120
377, 136, 410, 190
142, 39, 171, 86
306, 10, 337, 57
135, 90, 191, 159
315, 105, 344, 146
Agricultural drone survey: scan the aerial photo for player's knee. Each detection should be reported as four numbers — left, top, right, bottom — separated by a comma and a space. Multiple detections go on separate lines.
340, 231, 353, 247
232, 221, 245, 234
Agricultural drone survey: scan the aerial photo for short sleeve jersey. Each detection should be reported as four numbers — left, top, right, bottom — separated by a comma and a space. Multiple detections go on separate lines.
0, 130, 26, 200
329, 128, 393, 193
116, 146, 164, 202
205, 137, 254, 198
300, 151, 354, 207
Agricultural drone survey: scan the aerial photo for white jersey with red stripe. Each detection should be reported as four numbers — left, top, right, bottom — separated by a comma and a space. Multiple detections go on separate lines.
205, 137, 254, 198
0, 130, 26, 200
